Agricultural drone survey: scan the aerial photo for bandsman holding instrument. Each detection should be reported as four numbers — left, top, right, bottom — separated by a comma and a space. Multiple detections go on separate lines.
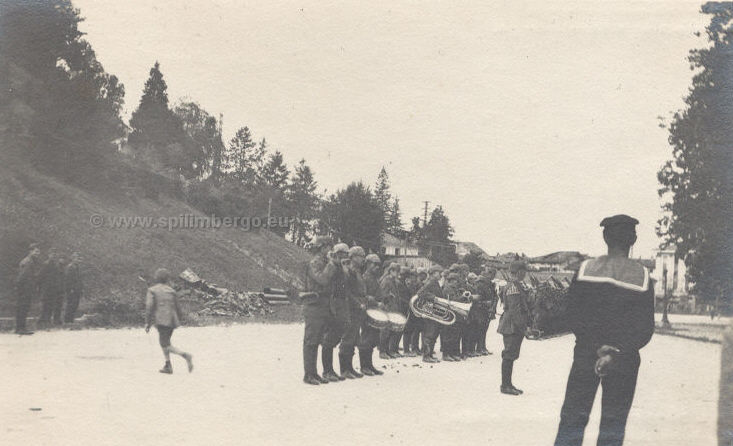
339, 246, 367, 379
301, 236, 338, 385
497, 260, 531, 395
359, 253, 384, 376
440, 272, 466, 361
417, 264, 445, 363
554, 215, 654, 446
321, 242, 351, 382
379, 262, 403, 359
399, 268, 419, 357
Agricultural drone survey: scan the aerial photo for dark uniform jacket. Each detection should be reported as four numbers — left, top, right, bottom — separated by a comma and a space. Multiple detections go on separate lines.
417, 277, 444, 301
363, 269, 383, 306
567, 256, 654, 355
303, 255, 337, 307
497, 280, 530, 335
16, 254, 39, 293
39, 260, 64, 297
471, 279, 498, 322
64, 262, 82, 296
345, 268, 367, 313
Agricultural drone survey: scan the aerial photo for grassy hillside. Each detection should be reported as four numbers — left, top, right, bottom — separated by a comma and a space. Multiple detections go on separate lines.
0, 156, 309, 322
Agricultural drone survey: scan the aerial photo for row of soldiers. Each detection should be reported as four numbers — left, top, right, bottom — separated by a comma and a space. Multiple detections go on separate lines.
14, 243, 84, 335
300, 235, 513, 386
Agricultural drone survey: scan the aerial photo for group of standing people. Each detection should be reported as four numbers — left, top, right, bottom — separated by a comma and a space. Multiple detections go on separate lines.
14, 243, 83, 335
299, 235, 534, 393
300, 214, 656, 446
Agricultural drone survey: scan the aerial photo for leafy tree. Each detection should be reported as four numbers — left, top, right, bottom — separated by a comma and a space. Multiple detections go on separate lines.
223, 126, 264, 184
0, 0, 125, 173
657, 2, 733, 311
261, 150, 290, 190
416, 206, 457, 267
173, 101, 224, 179
287, 159, 320, 246
319, 181, 384, 253
462, 249, 485, 274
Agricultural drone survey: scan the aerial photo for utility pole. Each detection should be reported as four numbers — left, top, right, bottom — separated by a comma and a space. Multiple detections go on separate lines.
422, 201, 430, 226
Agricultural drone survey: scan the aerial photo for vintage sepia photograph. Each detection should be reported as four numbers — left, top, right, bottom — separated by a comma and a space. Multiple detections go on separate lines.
1, 1, 732, 445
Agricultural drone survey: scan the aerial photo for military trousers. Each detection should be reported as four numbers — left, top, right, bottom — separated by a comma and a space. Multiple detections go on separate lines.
554, 349, 640, 446
501, 333, 524, 361
339, 307, 363, 355
15, 286, 33, 331
422, 319, 441, 355
323, 299, 349, 349
64, 291, 81, 323
302, 302, 330, 376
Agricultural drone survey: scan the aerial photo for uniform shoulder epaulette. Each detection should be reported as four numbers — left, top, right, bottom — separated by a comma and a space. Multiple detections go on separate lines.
505, 282, 520, 296
576, 257, 649, 292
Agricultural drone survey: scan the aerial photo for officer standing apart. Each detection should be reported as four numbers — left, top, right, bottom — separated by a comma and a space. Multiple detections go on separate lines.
554, 215, 654, 446
497, 260, 531, 395
15, 243, 41, 335
301, 236, 338, 385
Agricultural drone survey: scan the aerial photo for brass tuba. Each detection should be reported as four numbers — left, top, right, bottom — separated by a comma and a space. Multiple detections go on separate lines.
409, 294, 473, 326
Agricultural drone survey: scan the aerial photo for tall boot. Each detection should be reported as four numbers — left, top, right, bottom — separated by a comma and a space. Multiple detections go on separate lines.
501, 359, 521, 395
366, 348, 384, 375
322, 347, 343, 382
359, 349, 375, 376
339, 353, 358, 379
303, 344, 319, 378
390, 333, 403, 357
379, 330, 391, 359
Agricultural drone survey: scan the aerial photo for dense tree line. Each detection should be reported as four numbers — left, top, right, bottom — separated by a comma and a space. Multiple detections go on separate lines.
0, 0, 460, 262
658, 2, 733, 310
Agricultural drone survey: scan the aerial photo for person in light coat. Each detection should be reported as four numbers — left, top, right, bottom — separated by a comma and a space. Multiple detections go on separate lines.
145, 268, 193, 374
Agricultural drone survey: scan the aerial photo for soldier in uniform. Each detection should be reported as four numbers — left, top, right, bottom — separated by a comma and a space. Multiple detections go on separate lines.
400, 268, 420, 357
417, 264, 444, 363
38, 250, 65, 327
339, 246, 367, 379
554, 215, 655, 446
497, 260, 531, 395
321, 242, 351, 382
379, 262, 402, 359
409, 267, 428, 354
301, 236, 338, 385
63, 252, 83, 323
15, 244, 41, 335
441, 272, 468, 361
359, 253, 384, 376
476, 268, 499, 355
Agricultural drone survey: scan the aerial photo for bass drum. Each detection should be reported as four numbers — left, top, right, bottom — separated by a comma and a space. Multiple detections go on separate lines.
386, 312, 407, 332
366, 308, 390, 330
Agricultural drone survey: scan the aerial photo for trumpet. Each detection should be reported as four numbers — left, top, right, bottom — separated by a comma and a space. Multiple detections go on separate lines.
409, 294, 472, 326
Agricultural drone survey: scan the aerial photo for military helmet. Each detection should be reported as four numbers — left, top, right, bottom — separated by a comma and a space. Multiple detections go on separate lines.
429, 264, 444, 274
365, 253, 381, 264
348, 246, 366, 258
332, 243, 350, 254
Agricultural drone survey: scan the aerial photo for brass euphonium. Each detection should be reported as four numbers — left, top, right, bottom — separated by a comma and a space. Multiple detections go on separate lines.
409, 294, 473, 326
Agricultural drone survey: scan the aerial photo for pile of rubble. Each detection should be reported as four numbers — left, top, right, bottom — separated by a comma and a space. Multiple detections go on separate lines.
178, 268, 273, 317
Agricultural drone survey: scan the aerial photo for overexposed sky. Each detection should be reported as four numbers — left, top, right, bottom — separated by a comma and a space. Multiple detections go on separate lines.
74, 0, 709, 258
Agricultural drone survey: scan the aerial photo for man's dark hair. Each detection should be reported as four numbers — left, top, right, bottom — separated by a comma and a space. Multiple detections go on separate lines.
602, 225, 637, 249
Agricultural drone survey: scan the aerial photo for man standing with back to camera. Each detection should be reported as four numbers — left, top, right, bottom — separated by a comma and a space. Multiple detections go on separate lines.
554, 215, 655, 446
